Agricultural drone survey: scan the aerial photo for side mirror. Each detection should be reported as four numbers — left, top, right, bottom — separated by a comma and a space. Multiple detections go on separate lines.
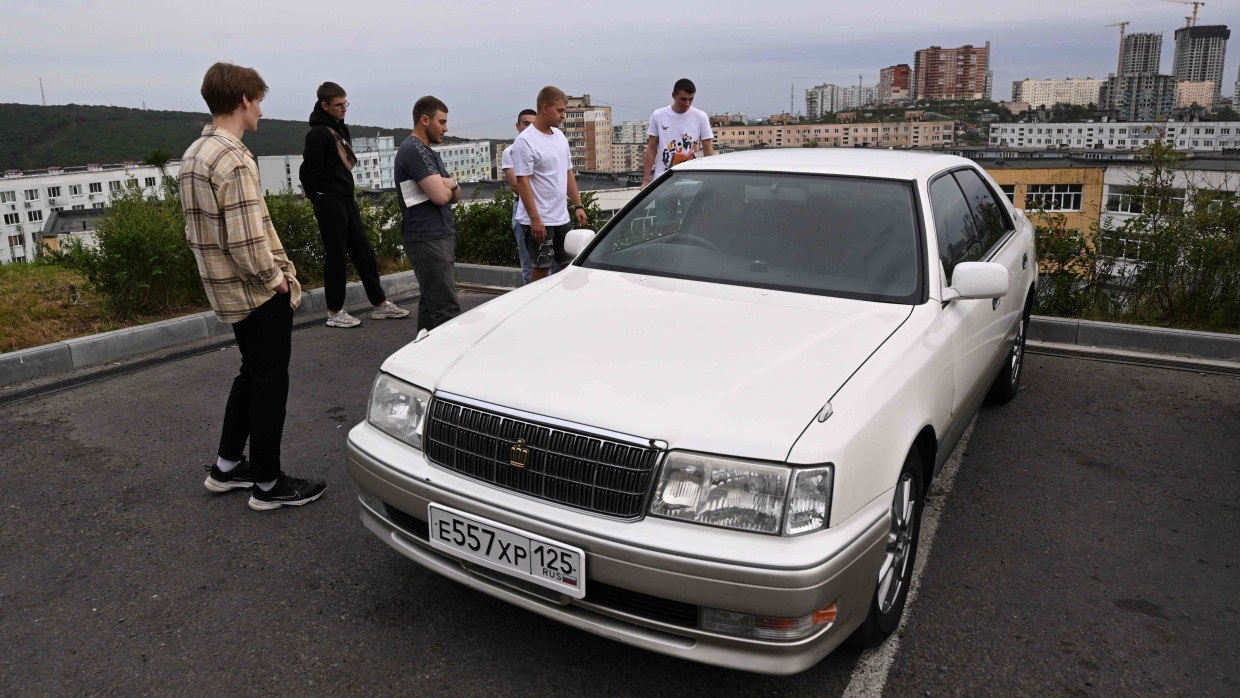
943, 261, 1009, 302
563, 228, 596, 257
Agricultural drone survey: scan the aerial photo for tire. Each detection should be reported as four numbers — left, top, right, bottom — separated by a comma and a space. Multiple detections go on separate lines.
985, 295, 1032, 405
849, 447, 924, 648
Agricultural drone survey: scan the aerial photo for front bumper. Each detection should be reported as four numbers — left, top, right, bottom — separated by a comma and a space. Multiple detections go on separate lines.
345, 422, 889, 675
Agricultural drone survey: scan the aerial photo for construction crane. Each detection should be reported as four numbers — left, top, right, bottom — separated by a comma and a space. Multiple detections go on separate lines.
1163, 0, 1205, 27
1105, 21, 1130, 76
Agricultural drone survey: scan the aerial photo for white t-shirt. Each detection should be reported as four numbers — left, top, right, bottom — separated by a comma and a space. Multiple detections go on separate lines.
501, 145, 522, 222
510, 126, 571, 226
647, 105, 714, 179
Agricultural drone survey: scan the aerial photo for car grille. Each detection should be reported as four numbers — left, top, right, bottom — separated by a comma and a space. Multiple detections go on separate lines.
424, 397, 661, 518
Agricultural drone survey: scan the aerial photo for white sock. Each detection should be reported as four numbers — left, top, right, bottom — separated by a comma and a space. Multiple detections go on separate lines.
257, 480, 277, 491
216, 456, 241, 473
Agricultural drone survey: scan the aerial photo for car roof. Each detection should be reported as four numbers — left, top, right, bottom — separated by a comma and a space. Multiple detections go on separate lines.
673, 148, 971, 182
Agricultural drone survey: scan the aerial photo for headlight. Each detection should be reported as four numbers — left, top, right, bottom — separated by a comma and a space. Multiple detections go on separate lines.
649, 452, 832, 535
367, 373, 432, 449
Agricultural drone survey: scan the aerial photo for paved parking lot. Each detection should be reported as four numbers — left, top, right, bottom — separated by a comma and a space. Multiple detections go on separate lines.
2, 290, 1237, 696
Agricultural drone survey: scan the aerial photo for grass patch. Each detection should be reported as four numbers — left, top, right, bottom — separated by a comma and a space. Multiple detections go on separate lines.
0, 261, 211, 353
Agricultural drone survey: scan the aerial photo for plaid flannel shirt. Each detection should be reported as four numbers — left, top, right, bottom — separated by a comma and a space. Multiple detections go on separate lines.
179, 126, 301, 322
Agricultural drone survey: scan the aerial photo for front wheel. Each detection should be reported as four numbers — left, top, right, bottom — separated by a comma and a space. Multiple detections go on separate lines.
849, 447, 924, 648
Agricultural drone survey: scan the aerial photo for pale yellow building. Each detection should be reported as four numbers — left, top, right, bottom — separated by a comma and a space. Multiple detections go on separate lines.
712, 120, 954, 149
565, 95, 614, 171
1176, 81, 1217, 108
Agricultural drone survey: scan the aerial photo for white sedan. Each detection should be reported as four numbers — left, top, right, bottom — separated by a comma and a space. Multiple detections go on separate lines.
346, 149, 1037, 674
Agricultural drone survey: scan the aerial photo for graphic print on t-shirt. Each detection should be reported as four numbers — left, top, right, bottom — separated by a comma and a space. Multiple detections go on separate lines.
661, 131, 701, 170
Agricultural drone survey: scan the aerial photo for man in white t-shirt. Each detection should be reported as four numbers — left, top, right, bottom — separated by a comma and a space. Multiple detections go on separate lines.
642, 78, 715, 188
503, 108, 557, 284
509, 85, 589, 282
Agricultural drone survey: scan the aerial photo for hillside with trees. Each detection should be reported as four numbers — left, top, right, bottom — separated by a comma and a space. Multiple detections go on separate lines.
0, 103, 459, 171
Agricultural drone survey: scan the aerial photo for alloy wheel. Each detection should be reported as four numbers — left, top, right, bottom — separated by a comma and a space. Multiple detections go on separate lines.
877, 472, 916, 614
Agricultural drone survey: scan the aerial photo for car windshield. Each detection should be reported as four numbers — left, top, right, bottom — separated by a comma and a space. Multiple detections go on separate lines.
582, 171, 924, 303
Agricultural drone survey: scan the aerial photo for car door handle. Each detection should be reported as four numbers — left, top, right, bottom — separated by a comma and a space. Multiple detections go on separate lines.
992, 297, 1001, 310
1022, 253, 1028, 270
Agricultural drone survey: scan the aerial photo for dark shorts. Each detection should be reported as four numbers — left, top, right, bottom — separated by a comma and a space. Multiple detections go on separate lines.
523, 222, 574, 270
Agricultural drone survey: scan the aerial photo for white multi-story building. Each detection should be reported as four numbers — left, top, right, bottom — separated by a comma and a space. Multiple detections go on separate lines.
351, 135, 396, 189
805, 84, 845, 120
988, 121, 1240, 152
430, 140, 492, 183
611, 142, 647, 173
256, 154, 304, 196
1, 161, 180, 264
613, 121, 648, 144
1011, 78, 1105, 108
843, 85, 877, 110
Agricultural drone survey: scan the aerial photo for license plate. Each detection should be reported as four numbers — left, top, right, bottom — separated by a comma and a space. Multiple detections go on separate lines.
427, 504, 586, 599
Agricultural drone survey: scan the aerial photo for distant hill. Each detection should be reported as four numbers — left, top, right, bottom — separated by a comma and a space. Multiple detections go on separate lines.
0, 103, 461, 171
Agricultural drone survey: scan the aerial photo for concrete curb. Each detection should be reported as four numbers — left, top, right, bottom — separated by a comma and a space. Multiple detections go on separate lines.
4, 265, 1238, 387
1028, 315, 1240, 363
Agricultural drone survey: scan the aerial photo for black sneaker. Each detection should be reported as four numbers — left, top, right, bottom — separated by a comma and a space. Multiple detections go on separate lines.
204, 457, 255, 492
248, 474, 327, 511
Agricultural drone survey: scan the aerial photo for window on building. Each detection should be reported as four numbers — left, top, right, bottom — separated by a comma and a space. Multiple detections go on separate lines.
3, 213, 19, 225
0, 191, 14, 204
72, 205, 85, 210
8, 234, 21, 247
28, 210, 43, 223
145, 177, 157, 187
125, 178, 139, 189
1026, 184, 1083, 211
24, 188, 40, 201
108, 180, 121, 192
89, 182, 103, 194
92, 202, 104, 209
999, 184, 1016, 204
69, 184, 83, 196
47, 186, 61, 198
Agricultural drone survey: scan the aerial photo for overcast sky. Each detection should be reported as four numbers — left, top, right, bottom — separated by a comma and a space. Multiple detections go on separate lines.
3, 0, 1238, 139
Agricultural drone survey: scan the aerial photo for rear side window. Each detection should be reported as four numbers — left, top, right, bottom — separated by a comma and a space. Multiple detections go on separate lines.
929, 175, 980, 279
952, 168, 1012, 253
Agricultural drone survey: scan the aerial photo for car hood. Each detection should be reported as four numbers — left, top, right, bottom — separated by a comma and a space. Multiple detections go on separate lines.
384, 268, 911, 461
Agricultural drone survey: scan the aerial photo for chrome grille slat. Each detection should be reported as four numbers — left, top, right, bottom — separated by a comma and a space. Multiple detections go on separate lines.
425, 398, 660, 518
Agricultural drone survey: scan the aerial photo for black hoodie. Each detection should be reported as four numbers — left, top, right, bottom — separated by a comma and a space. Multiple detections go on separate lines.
298, 102, 355, 202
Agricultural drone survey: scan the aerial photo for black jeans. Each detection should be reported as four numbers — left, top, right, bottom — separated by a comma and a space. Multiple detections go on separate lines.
313, 196, 385, 312
405, 235, 461, 332
218, 292, 293, 483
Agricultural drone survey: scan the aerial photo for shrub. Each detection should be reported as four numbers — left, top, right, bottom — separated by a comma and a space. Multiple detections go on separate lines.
60, 187, 204, 317
264, 190, 323, 287
452, 188, 606, 266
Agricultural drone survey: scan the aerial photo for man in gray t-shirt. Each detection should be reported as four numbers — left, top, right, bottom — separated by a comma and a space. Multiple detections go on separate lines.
394, 95, 462, 332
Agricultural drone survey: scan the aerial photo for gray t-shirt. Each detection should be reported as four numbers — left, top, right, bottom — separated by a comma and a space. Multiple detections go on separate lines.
395, 135, 455, 242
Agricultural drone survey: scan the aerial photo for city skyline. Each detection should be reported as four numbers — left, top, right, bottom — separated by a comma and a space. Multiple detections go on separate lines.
2, 0, 1237, 139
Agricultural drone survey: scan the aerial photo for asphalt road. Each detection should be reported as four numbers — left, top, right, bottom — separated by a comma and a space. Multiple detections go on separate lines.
2, 290, 1237, 697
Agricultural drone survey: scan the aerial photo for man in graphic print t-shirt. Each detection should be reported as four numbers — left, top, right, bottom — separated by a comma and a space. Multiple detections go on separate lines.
642, 77, 715, 188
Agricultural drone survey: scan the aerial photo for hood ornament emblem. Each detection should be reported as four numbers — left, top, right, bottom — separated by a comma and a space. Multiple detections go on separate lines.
509, 438, 530, 468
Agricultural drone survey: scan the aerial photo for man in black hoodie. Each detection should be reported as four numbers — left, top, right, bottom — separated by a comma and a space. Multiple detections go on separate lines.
299, 81, 408, 327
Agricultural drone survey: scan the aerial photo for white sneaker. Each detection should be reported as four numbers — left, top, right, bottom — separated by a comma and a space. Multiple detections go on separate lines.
326, 310, 361, 328
370, 301, 410, 320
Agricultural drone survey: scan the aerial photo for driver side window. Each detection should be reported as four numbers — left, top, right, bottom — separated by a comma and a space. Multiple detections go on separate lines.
929, 174, 981, 281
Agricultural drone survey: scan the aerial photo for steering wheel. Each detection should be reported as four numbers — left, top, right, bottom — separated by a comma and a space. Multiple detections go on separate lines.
667, 234, 721, 252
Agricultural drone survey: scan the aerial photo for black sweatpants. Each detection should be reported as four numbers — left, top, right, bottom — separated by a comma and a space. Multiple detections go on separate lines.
312, 196, 386, 312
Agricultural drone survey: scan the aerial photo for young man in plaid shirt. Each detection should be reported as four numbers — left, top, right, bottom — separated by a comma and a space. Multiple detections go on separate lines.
179, 62, 326, 511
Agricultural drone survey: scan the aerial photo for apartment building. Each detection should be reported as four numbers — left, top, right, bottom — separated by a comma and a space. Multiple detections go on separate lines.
1, 161, 179, 264
431, 140, 492, 182
913, 43, 992, 100
988, 121, 1240, 152
878, 65, 911, 103
613, 121, 648, 145
805, 84, 845, 120
1010, 78, 1104, 108
612, 143, 647, 173
1172, 25, 1230, 109
256, 154, 305, 196
565, 95, 614, 171
1176, 81, 1217, 108
351, 135, 396, 189
712, 119, 953, 149
1099, 74, 1178, 121
1120, 33, 1163, 75
978, 159, 1105, 238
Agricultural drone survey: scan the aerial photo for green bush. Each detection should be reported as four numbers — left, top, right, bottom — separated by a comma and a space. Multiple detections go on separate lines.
452, 188, 606, 266
60, 187, 204, 317
358, 191, 406, 267
264, 190, 323, 287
